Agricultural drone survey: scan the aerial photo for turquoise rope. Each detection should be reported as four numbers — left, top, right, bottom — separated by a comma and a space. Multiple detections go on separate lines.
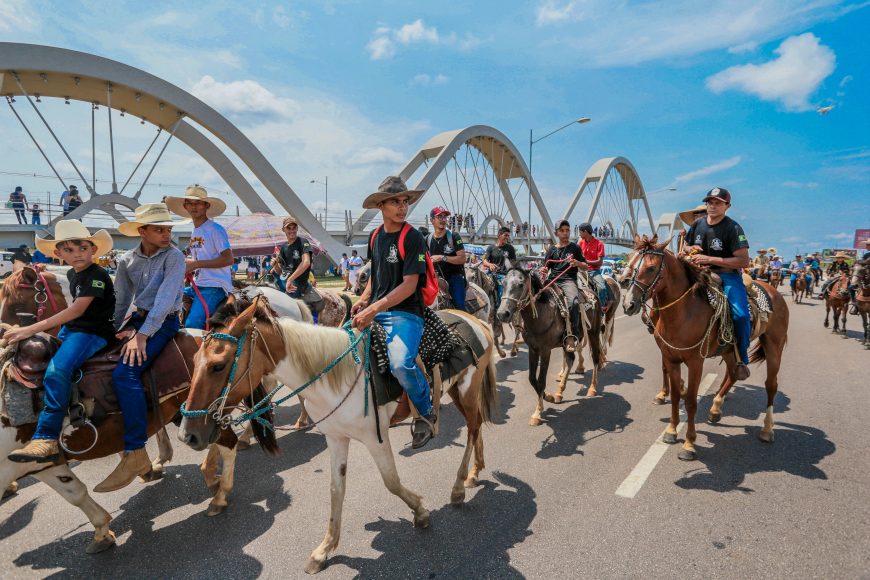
179, 331, 246, 418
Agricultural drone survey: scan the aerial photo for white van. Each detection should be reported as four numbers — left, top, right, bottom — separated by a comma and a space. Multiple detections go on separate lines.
0, 253, 15, 278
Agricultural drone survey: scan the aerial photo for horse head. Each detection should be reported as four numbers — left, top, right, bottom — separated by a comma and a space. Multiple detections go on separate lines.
0, 267, 67, 327
179, 296, 283, 451
497, 267, 533, 323
622, 234, 672, 316
354, 262, 370, 296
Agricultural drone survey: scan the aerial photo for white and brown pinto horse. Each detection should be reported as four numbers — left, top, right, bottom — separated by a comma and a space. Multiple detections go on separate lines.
178, 300, 498, 573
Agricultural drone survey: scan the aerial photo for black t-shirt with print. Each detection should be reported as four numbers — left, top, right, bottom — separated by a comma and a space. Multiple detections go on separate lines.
65, 263, 116, 344
368, 225, 427, 318
544, 242, 586, 282
279, 237, 313, 281
427, 229, 465, 278
685, 216, 749, 273
484, 243, 517, 274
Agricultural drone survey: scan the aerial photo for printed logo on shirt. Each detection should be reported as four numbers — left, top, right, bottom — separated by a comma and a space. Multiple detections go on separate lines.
189, 236, 205, 249
711, 238, 724, 251
694, 235, 702, 245
293, 250, 300, 259
444, 245, 453, 254
386, 245, 399, 264
418, 254, 425, 262
91, 280, 105, 289
738, 234, 747, 242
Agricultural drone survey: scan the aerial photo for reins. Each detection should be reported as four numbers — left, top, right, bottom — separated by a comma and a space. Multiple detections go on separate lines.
10, 267, 62, 322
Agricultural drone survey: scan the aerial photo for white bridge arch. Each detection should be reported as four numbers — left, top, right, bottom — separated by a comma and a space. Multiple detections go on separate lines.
0, 42, 347, 258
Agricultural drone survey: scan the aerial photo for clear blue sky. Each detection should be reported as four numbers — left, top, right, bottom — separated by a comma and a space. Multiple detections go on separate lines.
1, 0, 868, 254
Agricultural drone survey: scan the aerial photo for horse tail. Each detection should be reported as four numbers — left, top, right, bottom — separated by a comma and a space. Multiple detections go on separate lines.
246, 384, 280, 455
478, 352, 499, 424
339, 292, 353, 324
748, 340, 766, 365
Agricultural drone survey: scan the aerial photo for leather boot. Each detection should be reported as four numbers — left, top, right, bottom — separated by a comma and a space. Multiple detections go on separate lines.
8, 439, 59, 463
390, 392, 411, 426
411, 413, 437, 449
94, 448, 152, 493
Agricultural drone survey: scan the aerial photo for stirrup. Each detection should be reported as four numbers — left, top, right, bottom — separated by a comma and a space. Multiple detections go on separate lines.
563, 334, 579, 352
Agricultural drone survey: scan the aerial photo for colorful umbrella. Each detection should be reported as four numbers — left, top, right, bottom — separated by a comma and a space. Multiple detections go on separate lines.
215, 213, 325, 256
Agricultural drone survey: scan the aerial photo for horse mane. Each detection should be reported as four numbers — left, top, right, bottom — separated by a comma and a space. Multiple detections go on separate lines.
0, 268, 27, 303
272, 317, 359, 391
631, 235, 709, 297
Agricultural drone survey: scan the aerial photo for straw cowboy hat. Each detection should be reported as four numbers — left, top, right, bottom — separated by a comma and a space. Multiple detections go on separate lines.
833, 252, 850, 260
679, 204, 707, 226
118, 203, 190, 236
768, 247, 777, 255
36, 219, 113, 256
362, 176, 424, 209
756, 248, 768, 254
164, 184, 226, 218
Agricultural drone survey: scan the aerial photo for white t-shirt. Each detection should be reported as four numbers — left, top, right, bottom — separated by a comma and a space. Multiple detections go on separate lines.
188, 219, 233, 292
348, 255, 364, 270
339, 257, 349, 274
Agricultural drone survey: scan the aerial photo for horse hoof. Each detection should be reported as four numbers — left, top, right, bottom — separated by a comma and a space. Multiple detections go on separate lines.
662, 432, 678, 445
587, 388, 598, 397
511, 351, 518, 357
2, 481, 19, 499
413, 510, 430, 529
304, 557, 327, 575
450, 491, 466, 505
678, 449, 697, 461
529, 417, 542, 426
553, 393, 563, 404
464, 476, 478, 489
653, 396, 668, 405
86, 532, 116, 554
709, 412, 721, 424
206, 503, 227, 517
139, 466, 164, 483
758, 430, 775, 443
823, 322, 829, 328
542, 392, 556, 403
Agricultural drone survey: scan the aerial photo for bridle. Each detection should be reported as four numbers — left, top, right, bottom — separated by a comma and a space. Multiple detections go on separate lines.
626, 248, 667, 305
0, 266, 61, 322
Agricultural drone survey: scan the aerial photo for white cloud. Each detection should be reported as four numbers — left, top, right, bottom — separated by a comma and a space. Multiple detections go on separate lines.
706, 33, 836, 111
839, 74, 853, 88
728, 41, 759, 54
367, 19, 481, 60
783, 236, 802, 243
367, 36, 396, 60
347, 147, 407, 167
826, 232, 852, 240
273, 6, 292, 29
0, 0, 40, 32
395, 19, 440, 43
191, 75, 298, 118
675, 156, 743, 183
411, 74, 449, 86
532, 1, 850, 67
782, 180, 819, 188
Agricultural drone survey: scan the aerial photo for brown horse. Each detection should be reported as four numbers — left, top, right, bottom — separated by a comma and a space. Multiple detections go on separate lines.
178, 299, 498, 573
497, 267, 603, 425
0, 267, 71, 328
823, 274, 850, 336
769, 268, 783, 288
793, 268, 809, 303
622, 235, 789, 461
852, 261, 870, 348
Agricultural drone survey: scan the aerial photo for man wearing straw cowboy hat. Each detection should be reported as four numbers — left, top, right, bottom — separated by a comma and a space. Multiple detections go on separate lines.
751, 248, 769, 280
92, 203, 189, 492
676, 204, 706, 253
164, 185, 233, 330
6, 220, 115, 463
820, 252, 852, 299
352, 176, 436, 449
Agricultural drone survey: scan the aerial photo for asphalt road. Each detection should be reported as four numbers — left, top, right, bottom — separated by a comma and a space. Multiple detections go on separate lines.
2, 287, 868, 579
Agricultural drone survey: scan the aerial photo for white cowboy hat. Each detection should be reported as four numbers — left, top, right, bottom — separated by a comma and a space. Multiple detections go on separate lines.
118, 203, 190, 236
362, 176, 424, 209
36, 219, 113, 256
164, 184, 227, 218
768, 247, 778, 254
678, 204, 706, 226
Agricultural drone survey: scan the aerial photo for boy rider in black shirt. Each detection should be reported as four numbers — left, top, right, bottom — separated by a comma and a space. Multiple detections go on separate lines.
7, 220, 116, 463
681, 187, 752, 381
427, 206, 467, 309
482, 226, 517, 307
540, 220, 587, 352
352, 176, 436, 449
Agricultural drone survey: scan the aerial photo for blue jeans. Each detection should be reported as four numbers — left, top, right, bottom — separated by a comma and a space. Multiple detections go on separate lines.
183, 286, 228, 330
589, 271, 608, 309
446, 274, 466, 309
33, 327, 107, 441
492, 273, 506, 307
31, 215, 41, 225
720, 272, 751, 365
112, 312, 180, 451
374, 311, 431, 417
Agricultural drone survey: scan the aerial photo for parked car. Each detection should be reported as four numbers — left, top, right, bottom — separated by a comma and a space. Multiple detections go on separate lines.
0, 253, 16, 278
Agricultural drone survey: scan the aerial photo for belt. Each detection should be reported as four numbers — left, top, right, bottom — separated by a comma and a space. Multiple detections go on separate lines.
135, 308, 181, 319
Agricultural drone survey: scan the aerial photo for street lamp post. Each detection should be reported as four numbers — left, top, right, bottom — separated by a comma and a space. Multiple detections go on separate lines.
310, 176, 328, 228
528, 117, 590, 253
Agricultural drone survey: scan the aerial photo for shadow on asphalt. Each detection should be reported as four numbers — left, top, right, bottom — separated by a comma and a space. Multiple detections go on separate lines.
536, 392, 633, 459
0, 498, 38, 541
329, 470, 535, 579
673, 386, 834, 493
10, 429, 327, 578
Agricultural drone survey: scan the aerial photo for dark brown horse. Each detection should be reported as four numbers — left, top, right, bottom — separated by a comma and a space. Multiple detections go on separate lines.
852, 261, 870, 348
622, 235, 789, 460
465, 264, 522, 357
793, 268, 810, 303
497, 267, 603, 425
824, 274, 850, 336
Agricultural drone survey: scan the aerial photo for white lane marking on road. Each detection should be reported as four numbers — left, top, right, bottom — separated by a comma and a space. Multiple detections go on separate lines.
614, 372, 719, 499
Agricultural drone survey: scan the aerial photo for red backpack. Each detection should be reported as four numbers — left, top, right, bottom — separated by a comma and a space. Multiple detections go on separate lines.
370, 223, 439, 307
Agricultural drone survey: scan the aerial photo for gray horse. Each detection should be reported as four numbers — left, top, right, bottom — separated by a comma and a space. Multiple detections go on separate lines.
465, 265, 523, 357
497, 267, 603, 425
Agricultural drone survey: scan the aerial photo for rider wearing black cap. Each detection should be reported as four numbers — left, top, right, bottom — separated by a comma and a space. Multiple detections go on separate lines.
681, 187, 752, 381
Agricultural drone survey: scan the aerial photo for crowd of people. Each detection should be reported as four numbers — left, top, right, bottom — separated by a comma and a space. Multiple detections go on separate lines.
6, 184, 85, 225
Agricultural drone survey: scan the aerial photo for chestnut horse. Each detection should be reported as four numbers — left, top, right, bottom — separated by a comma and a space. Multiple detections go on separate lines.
823, 274, 850, 336
852, 261, 870, 348
793, 268, 810, 303
178, 299, 498, 573
623, 235, 789, 461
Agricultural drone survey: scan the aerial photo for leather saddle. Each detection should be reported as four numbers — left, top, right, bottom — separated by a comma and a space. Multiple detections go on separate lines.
10, 330, 201, 425
436, 278, 486, 314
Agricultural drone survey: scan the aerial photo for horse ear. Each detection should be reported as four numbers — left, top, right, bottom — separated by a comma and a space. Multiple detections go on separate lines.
228, 300, 258, 336
633, 233, 641, 246
649, 233, 659, 245
655, 235, 673, 251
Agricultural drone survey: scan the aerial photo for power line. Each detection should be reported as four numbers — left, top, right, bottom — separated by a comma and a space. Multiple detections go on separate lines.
0, 169, 233, 196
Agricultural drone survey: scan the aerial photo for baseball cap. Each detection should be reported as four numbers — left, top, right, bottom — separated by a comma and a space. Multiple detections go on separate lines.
702, 187, 731, 204
430, 206, 451, 218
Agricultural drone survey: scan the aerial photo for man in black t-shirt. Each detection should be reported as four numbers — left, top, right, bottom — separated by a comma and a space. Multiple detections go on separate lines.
352, 176, 435, 449
540, 220, 587, 352
274, 216, 314, 297
6, 220, 115, 463
427, 206, 467, 309
820, 253, 852, 299
681, 187, 752, 380
483, 226, 517, 306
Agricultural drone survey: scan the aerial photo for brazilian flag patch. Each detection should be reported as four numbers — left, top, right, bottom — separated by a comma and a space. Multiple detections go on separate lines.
92, 280, 105, 289
418, 254, 425, 262
738, 234, 747, 242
